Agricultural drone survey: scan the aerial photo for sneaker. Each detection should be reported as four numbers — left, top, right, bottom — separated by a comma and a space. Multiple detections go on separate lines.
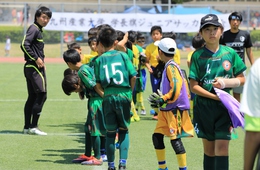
72, 154, 92, 163
81, 157, 103, 165
158, 168, 168, 170
130, 116, 135, 122
119, 165, 126, 170
108, 167, 116, 170
101, 154, 107, 162
152, 115, 158, 120
23, 129, 29, 134
29, 127, 47, 135
140, 110, 146, 115
133, 115, 140, 122
150, 109, 155, 115
115, 142, 120, 149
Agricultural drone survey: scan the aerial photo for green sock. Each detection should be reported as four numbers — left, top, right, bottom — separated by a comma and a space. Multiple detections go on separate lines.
92, 136, 101, 159
215, 156, 228, 170
204, 154, 215, 170
118, 129, 129, 160
106, 131, 116, 162
85, 132, 92, 157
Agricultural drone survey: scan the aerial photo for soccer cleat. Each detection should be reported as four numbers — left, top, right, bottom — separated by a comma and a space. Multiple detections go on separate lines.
23, 129, 29, 134
108, 168, 116, 170
119, 165, 126, 170
158, 167, 168, 170
72, 154, 92, 163
81, 157, 103, 165
133, 115, 140, 122
29, 127, 47, 135
101, 154, 108, 162
140, 110, 146, 115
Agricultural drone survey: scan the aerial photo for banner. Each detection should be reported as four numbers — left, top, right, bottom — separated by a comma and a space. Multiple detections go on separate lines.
45, 12, 230, 33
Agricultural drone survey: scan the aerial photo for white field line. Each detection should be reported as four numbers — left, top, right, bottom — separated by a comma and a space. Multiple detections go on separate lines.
0, 98, 80, 102
0, 132, 85, 136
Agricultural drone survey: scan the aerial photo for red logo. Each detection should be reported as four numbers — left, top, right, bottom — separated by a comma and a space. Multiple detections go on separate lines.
222, 60, 231, 71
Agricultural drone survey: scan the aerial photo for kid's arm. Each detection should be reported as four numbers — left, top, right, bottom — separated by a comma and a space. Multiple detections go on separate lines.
94, 83, 104, 98
190, 79, 220, 101
116, 32, 128, 52
246, 47, 254, 65
130, 76, 136, 91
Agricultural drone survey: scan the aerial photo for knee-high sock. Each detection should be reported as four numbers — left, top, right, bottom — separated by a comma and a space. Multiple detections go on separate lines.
204, 154, 215, 170
100, 136, 106, 155
92, 136, 101, 159
215, 156, 228, 170
84, 132, 92, 157
106, 131, 116, 162
155, 149, 167, 169
118, 129, 129, 161
131, 101, 138, 118
136, 92, 145, 110
176, 153, 187, 168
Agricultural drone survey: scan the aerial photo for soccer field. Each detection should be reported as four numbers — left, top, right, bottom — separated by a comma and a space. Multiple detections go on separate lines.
0, 62, 245, 170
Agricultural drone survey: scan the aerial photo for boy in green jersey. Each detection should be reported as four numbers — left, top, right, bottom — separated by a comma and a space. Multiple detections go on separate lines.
63, 49, 106, 165
94, 27, 137, 170
189, 14, 246, 170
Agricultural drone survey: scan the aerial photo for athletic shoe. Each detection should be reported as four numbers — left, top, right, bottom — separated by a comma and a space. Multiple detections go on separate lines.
81, 157, 103, 165
101, 154, 108, 162
119, 165, 126, 170
29, 128, 47, 135
108, 167, 116, 170
140, 110, 146, 115
152, 115, 158, 120
150, 109, 155, 115
115, 142, 120, 149
130, 117, 135, 122
23, 129, 29, 134
72, 154, 92, 163
133, 115, 140, 122
158, 167, 168, 170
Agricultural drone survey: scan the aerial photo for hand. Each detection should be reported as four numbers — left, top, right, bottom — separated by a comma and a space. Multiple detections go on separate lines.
78, 91, 85, 100
212, 77, 225, 89
147, 90, 166, 108
35, 57, 44, 68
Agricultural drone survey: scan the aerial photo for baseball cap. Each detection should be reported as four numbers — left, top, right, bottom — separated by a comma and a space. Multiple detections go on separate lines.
200, 14, 223, 30
154, 38, 177, 55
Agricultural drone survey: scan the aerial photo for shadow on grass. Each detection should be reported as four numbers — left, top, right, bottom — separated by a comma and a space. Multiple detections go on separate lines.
0, 130, 23, 134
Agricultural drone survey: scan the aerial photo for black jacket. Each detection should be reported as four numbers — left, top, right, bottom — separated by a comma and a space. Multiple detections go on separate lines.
21, 22, 45, 62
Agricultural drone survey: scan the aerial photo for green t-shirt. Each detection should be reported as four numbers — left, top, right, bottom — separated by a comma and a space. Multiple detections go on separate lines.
94, 50, 137, 89
189, 45, 247, 93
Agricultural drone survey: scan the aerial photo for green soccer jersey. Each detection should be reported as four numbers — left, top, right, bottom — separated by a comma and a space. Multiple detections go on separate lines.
94, 50, 137, 89
189, 45, 247, 93
78, 64, 99, 97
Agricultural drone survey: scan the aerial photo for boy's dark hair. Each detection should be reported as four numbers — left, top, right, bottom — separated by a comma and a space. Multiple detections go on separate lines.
192, 34, 205, 49
87, 27, 98, 38
34, 6, 52, 22
88, 37, 97, 46
63, 49, 81, 65
128, 30, 137, 43
163, 31, 176, 40
63, 68, 77, 77
150, 25, 162, 35
67, 42, 81, 50
116, 30, 132, 50
137, 32, 145, 39
62, 74, 79, 96
98, 27, 117, 48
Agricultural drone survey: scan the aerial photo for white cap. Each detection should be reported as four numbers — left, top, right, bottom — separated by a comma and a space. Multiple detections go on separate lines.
154, 38, 177, 55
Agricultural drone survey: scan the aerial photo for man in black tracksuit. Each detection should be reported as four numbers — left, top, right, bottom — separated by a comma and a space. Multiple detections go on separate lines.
20, 6, 52, 135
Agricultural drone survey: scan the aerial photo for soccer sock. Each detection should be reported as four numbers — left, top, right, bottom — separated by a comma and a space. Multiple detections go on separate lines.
176, 153, 187, 169
204, 154, 215, 170
92, 136, 101, 159
155, 149, 167, 169
137, 92, 145, 110
100, 136, 106, 155
106, 131, 116, 162
84, 132, 92, 157
215, 156, 228, 170
118, 129, 129, 160
131, 101, 138, 118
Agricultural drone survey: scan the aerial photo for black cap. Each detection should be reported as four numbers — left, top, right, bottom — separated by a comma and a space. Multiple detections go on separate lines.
200, 14, 223, 30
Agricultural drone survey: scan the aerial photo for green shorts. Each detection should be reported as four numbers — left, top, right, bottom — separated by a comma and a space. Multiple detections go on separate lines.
245, 114, 260, 132
193, 96, 232, 141
103, 92, 132, 131
85, 96, 106, 136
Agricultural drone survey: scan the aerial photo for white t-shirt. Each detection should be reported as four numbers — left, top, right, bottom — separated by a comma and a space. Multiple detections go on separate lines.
240, 58, 260, 117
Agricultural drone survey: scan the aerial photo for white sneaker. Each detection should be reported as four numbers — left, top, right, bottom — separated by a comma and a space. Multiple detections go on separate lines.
23, 129, 29, 134
29, 128, 47, 136
140, 110, 146, 115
